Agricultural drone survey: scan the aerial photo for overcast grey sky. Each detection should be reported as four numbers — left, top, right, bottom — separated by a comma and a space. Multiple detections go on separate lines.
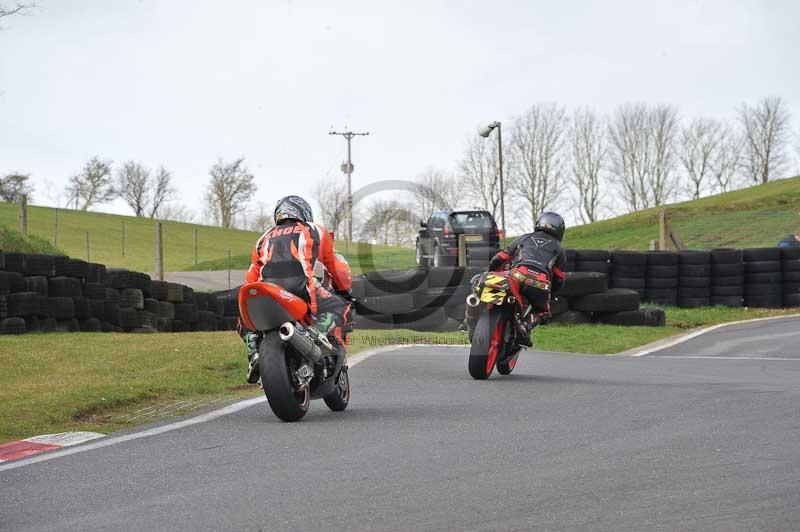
1, 0, 798, 221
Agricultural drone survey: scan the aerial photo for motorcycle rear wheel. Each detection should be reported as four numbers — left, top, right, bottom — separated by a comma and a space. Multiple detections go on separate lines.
323, 366, 350, 411
260, 331, 310, 422
468, 307, 505, 380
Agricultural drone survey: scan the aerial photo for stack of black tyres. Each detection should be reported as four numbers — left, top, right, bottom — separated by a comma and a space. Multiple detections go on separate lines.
574, 250, 611, 275
412, 267, 478, 326
610, 251, 646, 299
553, 271, 608, 324
678, 250, 711, 308
743, 248, 782, 308
355, 269, 427, 329
782, 247, 800, 307
710, 249, 743, 307
644, 251, 678, 306
563, 249, 577, 273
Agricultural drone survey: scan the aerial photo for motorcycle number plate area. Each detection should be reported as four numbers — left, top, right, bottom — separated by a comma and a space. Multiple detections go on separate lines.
479, 286, 506, 305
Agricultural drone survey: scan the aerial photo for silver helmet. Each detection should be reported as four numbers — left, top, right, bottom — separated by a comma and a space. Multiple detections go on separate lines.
274, 195, 313, 224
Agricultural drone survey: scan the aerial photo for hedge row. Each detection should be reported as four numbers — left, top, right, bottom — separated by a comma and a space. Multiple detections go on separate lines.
0, 251, 239, 335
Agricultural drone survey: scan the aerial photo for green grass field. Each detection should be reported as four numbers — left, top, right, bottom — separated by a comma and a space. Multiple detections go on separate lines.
188, 240, 417, 275
0, 202, 416, 274
2, 305, 796, 443
565, 176, 800, 250
2, 175, 798, 275
0, 202, 259, 272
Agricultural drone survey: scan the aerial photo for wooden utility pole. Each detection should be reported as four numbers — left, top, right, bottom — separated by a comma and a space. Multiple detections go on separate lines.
329, 129, 370, 246
18, 195, 28, 236
154, 222, 164, 281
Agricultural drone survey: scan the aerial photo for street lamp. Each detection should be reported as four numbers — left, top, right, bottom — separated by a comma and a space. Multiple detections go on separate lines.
478, 121, 505, 239
329, 129, 369, 243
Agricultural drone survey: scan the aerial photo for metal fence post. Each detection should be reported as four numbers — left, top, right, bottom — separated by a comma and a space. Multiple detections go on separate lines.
54, 208, 59, 246
457, 234, 468, 267
18, 195, 27, 237
154, 222, 164, 281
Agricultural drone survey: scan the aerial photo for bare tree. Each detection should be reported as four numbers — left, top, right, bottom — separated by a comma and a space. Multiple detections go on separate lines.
458, 136, 506, 220
509, 103, 568, 229
150, 167, 175, 218
608, 103, 649, 212
0, 2, 34, 20
0, 172, 34, 202
116, 161, 149, 216
204, 158, 257, 228
712, 126, 744, 193
739, 96, 792, 184
412, 168, 460, 221
648, 105, 679, 206
608, 103, 679, 212
115, 162, 175, 218
158, 203, 196, 223
569, 108, 607, 223
312, 178, 348, 238
679, 117, 724, 199
358, 199, 416, 246
65, 156, 115, 210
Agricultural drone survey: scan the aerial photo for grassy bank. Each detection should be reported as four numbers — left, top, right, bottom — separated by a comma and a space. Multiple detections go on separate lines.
2, 306, 796, 443
0, 201, 416, 274
565, 175, 800, 250
188, 241, 417, 276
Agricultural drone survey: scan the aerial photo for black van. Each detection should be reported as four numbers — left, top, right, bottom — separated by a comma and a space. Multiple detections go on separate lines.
415, 209, 501, 268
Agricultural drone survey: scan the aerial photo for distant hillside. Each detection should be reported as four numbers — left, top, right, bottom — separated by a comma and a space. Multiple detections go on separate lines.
565, 176, 800, 250
0, 203, 258, 272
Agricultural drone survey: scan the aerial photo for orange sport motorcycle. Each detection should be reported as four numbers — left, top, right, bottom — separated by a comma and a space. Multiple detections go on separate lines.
238, 267, 351, 422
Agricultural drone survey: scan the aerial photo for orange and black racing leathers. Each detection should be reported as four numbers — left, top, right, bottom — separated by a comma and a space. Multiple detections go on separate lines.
488, 231, 567, 314
239, 219, 353, 344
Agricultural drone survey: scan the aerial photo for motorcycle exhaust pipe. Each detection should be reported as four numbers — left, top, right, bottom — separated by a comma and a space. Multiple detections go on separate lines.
279, 322, 323, 364
463, 294, 482, 337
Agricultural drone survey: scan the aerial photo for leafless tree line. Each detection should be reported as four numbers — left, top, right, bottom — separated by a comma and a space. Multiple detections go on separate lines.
311, 96, 795, 244
454, 96, 794, 226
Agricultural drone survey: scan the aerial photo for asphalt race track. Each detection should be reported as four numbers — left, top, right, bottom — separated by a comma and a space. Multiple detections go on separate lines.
2, 317, 800, 532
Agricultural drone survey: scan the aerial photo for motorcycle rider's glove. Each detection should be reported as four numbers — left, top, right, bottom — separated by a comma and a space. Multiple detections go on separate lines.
335, 290, 356, 303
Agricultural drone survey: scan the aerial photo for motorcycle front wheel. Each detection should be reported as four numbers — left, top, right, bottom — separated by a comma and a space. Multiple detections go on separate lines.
260, 331, 310, 422
323, 366, 350, 411
468, 306, 506, 380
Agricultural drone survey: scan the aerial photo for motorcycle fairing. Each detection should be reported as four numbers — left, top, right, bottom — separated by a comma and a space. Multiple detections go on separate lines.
238, 282, 309, 331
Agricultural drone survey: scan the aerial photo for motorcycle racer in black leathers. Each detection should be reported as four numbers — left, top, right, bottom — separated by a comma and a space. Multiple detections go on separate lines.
487, 212, 567, 347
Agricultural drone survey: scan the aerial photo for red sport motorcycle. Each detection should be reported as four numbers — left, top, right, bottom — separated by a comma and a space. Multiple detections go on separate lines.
238, 267, 351, 422
464, 270, 547, 379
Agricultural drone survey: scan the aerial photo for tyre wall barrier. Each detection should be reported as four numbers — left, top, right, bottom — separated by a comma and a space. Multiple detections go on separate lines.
0, 252, 233, 335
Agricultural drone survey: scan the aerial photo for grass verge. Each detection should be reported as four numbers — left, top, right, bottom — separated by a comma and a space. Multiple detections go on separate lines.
188, 241, 416, 275
1, 306, 795, 443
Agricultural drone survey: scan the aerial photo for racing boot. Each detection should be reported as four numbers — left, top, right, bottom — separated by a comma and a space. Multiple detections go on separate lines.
515, 315, 534, 348
244, 332, 261, 384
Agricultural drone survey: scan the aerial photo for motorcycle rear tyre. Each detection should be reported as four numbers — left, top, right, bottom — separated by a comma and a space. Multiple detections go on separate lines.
260, 332, 309, 422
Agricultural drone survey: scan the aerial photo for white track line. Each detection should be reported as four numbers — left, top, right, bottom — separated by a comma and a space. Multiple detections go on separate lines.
622, 313, 800, 357
0, 343, 440, 473
652, 356, 800, 361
